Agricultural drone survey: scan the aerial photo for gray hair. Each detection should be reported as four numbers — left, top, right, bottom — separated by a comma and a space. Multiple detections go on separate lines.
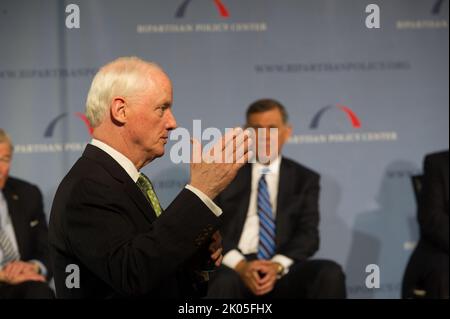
0, 128, 13, 151
85, 56, 163, 127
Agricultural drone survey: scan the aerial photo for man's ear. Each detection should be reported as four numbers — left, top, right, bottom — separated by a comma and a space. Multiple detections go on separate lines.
283, 124, 293, 141
110, 97, 127, 124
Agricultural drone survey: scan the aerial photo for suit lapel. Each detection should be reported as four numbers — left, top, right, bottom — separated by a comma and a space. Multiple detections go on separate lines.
124, 180, 157, 224
236, 165, 252, 231
222, 164, 252, 244
275, 158, 292, 246
82, 144, 156, 224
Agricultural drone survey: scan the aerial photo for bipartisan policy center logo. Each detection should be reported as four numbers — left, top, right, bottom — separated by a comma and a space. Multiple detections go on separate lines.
397, 0, 448, 30
309, 104, 361, 130
13, 112, 93, 154
432, 0, 447, 15
44, 112, 93, 137
289, 104, 398, 145
137, 0, 267, 34
175, 0, 229, 18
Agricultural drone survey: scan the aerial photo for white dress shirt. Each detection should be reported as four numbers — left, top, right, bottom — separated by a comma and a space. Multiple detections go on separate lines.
222, 156, 293, 275
90, 139, 222, 217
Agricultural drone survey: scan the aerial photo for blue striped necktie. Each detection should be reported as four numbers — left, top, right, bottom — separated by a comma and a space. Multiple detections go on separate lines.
257, 173, 276, 259
0, 192, 20, 267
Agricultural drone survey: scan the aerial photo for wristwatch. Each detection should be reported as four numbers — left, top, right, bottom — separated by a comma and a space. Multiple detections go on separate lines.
275, 262, 284, 277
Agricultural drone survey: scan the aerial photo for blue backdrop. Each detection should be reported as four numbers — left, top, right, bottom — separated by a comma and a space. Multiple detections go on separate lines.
0, 0, 448, 298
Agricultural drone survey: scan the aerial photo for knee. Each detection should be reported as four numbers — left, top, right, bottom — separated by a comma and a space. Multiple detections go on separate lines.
211, 266, 241, 285
207, 266, 245, 298
315, 260, 346, 287
21, 281, 55, 299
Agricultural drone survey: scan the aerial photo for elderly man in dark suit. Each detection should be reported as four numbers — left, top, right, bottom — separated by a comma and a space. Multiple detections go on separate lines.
403, 150, 449, 299
207, 99, 346, 299
49, 57, 252, 298
0, 128, 54, 299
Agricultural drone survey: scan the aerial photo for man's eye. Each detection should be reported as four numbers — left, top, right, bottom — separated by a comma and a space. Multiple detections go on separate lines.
159, 105, 170, 115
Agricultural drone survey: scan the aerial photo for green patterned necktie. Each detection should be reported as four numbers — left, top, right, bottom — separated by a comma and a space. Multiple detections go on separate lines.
136, 173, 162, 217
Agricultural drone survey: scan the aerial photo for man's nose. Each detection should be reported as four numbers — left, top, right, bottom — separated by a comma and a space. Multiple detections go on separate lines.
166, 109, 177, 130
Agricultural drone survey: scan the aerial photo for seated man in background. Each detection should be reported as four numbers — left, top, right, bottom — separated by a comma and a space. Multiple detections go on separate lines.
0, 128, 54, 299
207, 99, 346, 299
403, 150, 449, 299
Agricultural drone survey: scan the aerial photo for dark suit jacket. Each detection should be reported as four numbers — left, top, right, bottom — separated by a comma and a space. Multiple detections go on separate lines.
215, 157, 320, 263
417, 150, 449, 255
49, 144, 220, 298
2, 177, 50, 277
402, 150, 449, 297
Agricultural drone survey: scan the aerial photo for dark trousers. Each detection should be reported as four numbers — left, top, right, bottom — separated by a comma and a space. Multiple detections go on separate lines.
207, 259, 346, 299
402, 242, 449, 299
0, 281, 55, 299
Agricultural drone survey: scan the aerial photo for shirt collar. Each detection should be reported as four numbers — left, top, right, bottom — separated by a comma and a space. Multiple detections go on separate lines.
90, 139, 140, 182
253, 155, 282, 176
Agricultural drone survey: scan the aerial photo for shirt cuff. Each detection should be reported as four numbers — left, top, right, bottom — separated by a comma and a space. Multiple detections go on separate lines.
223, 249, 246, 270
271, 254, 293, 276
29, 260, 48, 277
185, 184, 223, 217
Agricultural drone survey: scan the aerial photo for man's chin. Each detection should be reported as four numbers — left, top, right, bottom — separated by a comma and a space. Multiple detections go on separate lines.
256, 152, 279, 165
153, 148, 165, 159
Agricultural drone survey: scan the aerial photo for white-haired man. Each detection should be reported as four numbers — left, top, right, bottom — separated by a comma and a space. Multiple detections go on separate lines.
49, 57, 252, 298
